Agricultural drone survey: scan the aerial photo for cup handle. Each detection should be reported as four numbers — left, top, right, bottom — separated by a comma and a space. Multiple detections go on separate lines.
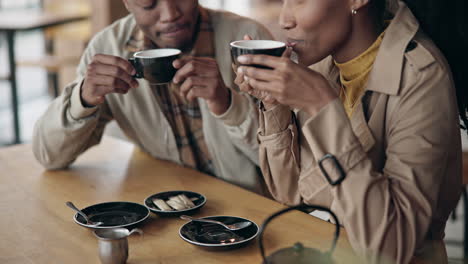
128, 228, 143, 236
128, 58, 143, 79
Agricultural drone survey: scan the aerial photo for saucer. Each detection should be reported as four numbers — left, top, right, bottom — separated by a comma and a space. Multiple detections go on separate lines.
179, 216, 259, 249
73, 201, 150, 229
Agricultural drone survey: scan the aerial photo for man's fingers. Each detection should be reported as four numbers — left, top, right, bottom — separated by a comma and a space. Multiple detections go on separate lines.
186, 86, 207, 102
89, 75, 131, 91
89, 85, 113, 98
173, 60, 217, 84
179, 76, 207, 97
93, 54, 136, 75
94, 64, 138, 88
172, 56, 198, 69
243, 35, 253, 40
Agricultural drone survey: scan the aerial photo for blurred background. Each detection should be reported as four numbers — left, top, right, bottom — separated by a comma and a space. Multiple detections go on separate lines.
0, 1, 466, 262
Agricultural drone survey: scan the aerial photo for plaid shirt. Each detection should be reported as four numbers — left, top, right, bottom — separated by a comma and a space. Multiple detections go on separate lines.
125, 7, 215, 176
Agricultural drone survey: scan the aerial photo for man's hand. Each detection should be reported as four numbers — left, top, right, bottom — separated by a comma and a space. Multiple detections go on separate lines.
81, 54, 139, 107
172, 57, 230, 115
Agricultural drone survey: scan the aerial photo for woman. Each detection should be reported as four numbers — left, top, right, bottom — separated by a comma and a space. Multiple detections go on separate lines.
235, 0, 467, 263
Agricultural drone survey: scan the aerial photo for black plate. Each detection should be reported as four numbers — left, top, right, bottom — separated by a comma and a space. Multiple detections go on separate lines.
179, 216, 259, 249
144, 190, 206, 217
73, 202, 150, 229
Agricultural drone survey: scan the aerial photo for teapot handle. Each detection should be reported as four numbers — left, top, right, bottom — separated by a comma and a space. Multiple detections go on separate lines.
258, 204, 341, 262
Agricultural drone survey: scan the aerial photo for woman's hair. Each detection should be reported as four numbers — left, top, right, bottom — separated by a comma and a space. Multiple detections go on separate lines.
373, 0, 468, 134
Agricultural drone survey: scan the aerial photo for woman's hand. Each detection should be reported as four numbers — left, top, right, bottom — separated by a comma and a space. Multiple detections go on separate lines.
232, 35, 279, 108
237, 51, 338, 116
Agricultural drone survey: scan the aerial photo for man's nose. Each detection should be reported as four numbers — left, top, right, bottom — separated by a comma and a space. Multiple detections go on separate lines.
159, 1, 182, 23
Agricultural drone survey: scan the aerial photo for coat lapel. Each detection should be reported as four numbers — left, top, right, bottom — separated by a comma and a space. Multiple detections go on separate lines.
325, 61, 376, 153
350, 99, 376, 153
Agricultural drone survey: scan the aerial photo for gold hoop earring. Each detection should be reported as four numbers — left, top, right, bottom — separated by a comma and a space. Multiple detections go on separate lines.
352, 9, 357, 15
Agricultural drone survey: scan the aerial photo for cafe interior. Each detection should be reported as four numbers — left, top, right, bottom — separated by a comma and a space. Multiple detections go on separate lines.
1, 0, 467, 263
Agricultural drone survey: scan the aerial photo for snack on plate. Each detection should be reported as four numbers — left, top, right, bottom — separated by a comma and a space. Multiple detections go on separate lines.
152, 194, 198, 211
152, 198, 173, 211
178, 194, 196, 208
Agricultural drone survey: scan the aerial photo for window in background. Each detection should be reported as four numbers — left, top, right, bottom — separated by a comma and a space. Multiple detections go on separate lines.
0, 0, 41, 10
0, 0, 49, 144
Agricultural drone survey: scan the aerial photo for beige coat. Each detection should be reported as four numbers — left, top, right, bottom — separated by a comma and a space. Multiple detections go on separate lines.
258, 2, 462, 263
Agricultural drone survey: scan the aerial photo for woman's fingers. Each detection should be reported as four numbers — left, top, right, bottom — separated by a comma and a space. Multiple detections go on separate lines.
238, 66, 275, 82
247, 78, 277, 93
237, 54, 284, 69
282, 46, 293, 59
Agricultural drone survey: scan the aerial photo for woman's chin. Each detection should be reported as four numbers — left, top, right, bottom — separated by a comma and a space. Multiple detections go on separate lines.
297, 52, 328, 66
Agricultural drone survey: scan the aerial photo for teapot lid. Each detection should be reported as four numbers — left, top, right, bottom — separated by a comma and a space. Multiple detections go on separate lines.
263, 243, 333, 264
259, 204, 341, 264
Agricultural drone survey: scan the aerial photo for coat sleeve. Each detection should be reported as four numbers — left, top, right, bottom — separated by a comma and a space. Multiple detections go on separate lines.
32, 37, 113, 170
257, 104, 302, 205
299, 62, 460, 263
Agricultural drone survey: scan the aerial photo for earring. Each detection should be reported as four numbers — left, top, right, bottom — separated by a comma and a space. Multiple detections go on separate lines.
352, 9, 357, 15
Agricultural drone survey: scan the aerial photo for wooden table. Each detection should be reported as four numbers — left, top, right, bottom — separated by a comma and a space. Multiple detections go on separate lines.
0, 10, 88, 145
0, 137, 361, 263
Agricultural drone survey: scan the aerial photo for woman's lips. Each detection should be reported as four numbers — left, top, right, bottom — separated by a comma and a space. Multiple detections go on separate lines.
286, 38, 303, 50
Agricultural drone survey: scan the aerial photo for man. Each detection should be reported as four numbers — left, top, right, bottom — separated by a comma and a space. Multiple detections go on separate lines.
32, 0, 272, 194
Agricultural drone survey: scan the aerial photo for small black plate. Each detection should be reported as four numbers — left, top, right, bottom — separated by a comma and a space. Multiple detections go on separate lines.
73, 201, 150, 229
144, 190, 206, 217
179, 216, 259, 249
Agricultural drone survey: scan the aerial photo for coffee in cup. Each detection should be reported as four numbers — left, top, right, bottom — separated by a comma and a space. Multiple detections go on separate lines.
230, 40, 286, 68
129, 48, 181, 85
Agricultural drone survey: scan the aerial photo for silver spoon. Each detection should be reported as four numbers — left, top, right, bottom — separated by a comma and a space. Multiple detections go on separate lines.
180, 215, 252, 231
66, 201, 104, 227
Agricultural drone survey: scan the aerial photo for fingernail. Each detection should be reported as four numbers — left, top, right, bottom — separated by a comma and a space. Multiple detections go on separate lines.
173, 78, 179, 84
132, 69, 136, 75
244, 76, 250, 82
237, 67, 243, 74
237, 56, 248, 64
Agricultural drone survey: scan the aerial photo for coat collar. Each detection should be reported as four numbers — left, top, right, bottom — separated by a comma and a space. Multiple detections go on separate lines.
322, 1, 420, 96
365, 1, 420, 95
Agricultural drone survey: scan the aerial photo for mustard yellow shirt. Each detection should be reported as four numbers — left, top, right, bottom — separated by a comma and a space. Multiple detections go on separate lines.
335, 31, 385, 116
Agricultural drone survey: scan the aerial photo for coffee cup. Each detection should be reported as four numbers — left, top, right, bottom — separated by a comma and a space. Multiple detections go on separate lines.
129, 48, 181, 85
230, 40, 286, 68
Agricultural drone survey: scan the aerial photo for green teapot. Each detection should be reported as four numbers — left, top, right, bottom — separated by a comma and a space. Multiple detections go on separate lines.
259, 204, 340, 264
